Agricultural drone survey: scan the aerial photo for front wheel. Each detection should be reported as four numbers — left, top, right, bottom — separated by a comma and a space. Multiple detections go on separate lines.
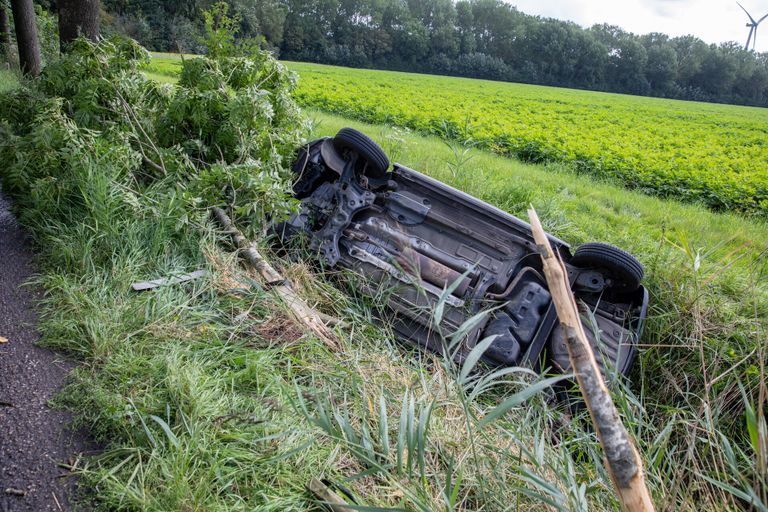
571, 242, 644, 292
333, 128, 390, 178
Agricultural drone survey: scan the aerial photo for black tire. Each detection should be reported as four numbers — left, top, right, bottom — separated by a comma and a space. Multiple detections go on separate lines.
333, 128, 390, 178
571, 242, 644, 292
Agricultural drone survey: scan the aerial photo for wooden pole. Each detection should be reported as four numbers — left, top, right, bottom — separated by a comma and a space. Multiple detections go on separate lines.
528, 207, 655, 512
211, 207, 338, 350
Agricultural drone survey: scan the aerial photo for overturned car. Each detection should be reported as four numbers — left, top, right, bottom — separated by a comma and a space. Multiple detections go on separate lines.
276, 128, 648, 380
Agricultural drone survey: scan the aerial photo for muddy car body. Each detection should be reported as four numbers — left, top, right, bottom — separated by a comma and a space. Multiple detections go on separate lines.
278, 128, 648, 379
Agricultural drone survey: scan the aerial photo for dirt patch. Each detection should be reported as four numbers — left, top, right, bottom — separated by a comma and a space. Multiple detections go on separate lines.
0, 190, 92, 511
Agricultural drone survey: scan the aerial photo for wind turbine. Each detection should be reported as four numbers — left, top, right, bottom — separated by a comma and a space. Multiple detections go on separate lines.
737, 2, 768, 51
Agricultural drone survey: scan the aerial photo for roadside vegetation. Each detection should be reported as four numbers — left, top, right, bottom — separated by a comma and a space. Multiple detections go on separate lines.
1, 25, 767, 512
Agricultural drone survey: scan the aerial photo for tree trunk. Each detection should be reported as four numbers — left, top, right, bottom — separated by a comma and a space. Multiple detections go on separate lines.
58, 0, 100, 49
0, 5, 11, 60
9, 0, 40, 75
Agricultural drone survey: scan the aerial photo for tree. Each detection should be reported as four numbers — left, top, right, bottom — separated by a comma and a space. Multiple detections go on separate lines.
644, 44, 677, 95
0, 3, 10, 60
613, 38, 650, 94
10, 0, 41, 75
454, 1, 475, 55
58, 0, 100, 49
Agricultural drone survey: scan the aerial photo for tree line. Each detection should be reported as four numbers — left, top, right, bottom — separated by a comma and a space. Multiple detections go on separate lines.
98, 0, 768, 107
6, 0, 768, 107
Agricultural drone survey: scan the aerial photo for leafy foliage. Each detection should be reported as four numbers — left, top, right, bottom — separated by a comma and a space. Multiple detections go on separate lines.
0, 34, 318, 510
0, 35, 305, 230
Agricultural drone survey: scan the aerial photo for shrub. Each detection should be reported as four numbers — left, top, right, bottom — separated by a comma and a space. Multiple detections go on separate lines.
0, 35, 305, 234
453, 53, 511, 81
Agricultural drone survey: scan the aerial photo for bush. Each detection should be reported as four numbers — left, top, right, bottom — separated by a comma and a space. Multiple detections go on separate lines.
453, 53, 511, 81
0, 35, 305, 234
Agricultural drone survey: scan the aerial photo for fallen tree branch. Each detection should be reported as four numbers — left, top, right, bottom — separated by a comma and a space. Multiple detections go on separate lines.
307, 479, 356, 512
211, 207, 338, 349
528, 207, 655, 512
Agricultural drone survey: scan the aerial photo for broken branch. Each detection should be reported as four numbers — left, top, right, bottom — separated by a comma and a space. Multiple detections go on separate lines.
527, 206, 655, 512
211, 207, 338, 349
307, 478, 356, 512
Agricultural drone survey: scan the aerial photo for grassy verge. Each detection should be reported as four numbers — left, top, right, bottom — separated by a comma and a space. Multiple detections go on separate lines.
1, 50, 765, 511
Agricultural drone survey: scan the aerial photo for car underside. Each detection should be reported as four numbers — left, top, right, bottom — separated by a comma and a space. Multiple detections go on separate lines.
275, 128, 648, 382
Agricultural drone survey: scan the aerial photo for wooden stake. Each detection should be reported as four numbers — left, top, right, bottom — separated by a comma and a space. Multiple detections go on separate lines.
528, 207, 655, 512
212, 207, 338, 350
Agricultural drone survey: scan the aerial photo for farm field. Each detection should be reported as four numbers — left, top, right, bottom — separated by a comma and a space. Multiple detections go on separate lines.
287, 61, 768, 216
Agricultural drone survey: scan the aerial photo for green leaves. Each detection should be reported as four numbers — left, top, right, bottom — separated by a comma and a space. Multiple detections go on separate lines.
296, 386, 436, 481
0, 36, 304, 260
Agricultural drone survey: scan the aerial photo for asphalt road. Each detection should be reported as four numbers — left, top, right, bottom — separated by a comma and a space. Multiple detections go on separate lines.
0, 189, 90, 511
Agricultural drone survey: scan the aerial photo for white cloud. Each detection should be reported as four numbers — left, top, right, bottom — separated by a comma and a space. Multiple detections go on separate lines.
508, 0, 768, 52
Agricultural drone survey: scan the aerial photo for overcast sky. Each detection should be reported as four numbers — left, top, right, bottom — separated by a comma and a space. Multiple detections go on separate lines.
509, 0, 768, 52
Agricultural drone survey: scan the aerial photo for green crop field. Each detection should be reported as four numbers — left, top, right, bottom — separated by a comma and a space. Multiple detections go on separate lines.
286, 61, 768, 216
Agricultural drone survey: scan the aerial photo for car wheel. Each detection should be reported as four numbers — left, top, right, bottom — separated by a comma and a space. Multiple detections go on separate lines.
333, 127, 390, 178
571, 242, 644, 292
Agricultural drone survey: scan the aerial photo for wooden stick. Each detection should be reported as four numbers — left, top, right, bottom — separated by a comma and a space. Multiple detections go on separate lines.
307, 478, 357, 512
527, 207, 655, 512
211, 207, 338, 350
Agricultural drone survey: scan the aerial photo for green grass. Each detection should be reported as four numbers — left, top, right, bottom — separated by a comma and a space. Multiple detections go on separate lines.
2, 52, 765, 511
144, 52, 183, 79
284, 61, 768, 216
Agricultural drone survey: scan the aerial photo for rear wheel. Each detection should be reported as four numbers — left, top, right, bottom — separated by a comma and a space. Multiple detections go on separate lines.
333, 128, 390, 178
571, 242, 644, 292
